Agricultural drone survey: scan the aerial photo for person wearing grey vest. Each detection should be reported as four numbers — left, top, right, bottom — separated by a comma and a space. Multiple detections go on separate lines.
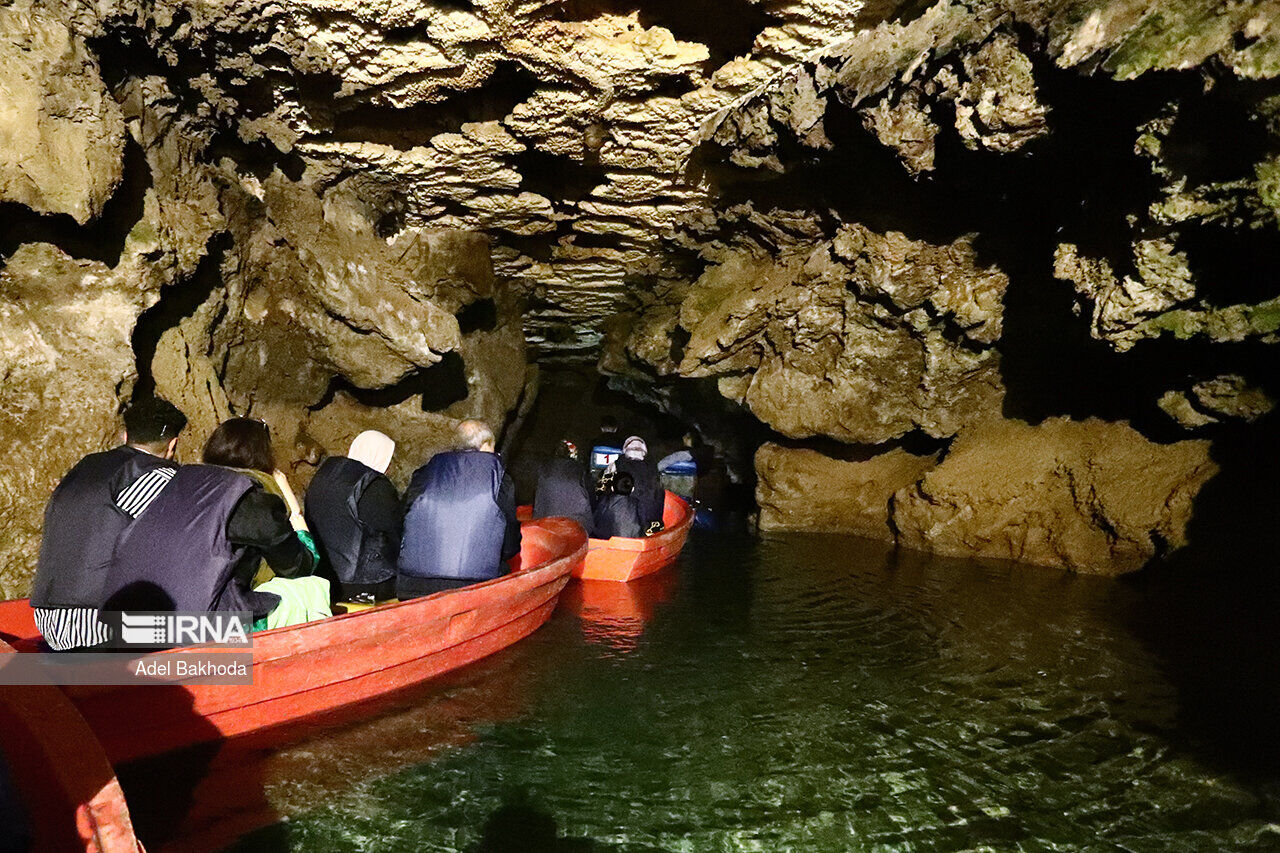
304, 431, 401, 603
397, 420, 520, 598
103, 418, 319, 623
32, 397, 187, 650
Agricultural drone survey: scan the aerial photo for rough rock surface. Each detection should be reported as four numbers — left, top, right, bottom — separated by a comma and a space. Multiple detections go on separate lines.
891, 417, 1220, 574
1, 0, 1277, 587
1159, 374, 1276, 428
610, 222, 1007, 443
756, 443, 937, 539
37, 0, 876, 355
0, 246, 149, 598
0, 2, 124, 222
150, 169, 526, 485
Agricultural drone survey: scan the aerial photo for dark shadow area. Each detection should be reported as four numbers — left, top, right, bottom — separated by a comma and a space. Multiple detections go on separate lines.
208, 136, 308, 183
326, 62, 541, 149
506, 367, 691, 503
312, 352, 470, 412
475, 798, 601, 852
555, 0, 777, 68
420, 352, 471, 410
130, 232, 232, 400
0, 137, 151, 266
1160, 78, 1278, 187
1178, 224, 1280, 308
506, 368, 760, 515
1124, 408, 1280, 780
516, 148, 608, 204
116, 737, 262, 850
766, 429, 949, 462
102, 581, 178, 614
457, 297, 499, 333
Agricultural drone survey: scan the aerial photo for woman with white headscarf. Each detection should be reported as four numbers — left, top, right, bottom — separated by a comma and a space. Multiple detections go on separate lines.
303, 430, 402, 602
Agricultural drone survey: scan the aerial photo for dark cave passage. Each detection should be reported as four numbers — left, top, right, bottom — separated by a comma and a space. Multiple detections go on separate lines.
324, 63, 543, 149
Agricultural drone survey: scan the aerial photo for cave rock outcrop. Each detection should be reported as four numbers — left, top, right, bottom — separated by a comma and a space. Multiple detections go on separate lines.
611, 222, 1007, 444
891, 417, 1219, 575
0, 246, 149, 597
756, 443, 937, 539
0, 2, 124, 222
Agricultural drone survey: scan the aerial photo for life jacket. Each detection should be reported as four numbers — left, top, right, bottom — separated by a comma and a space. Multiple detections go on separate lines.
399, 450, 507, 582
304, 456, 398, 587
591, 493, 643, 540
613, 456, 664, 527
103, 465, 254, 612
32, 446, 174, 609
532, 457, 593, 532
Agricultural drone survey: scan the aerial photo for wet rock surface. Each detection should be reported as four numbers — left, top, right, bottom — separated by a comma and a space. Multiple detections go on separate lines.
0, 2, 124, 223
891, 417, 1220, 574
756, 443, 937, 539
610, 223, 1007, 443
0, 246, 148, 598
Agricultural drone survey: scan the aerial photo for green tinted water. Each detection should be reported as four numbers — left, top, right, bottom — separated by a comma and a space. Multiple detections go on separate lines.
229, 533, 1280, 851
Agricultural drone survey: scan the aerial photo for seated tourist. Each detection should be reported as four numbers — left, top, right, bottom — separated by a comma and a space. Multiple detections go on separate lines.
304, 430, 401, 603
397, 420, 520, 598
591, 472, 643, 540
104, 417, 329, 630
532, 439, 593, 533
32, 396, 187, 650
611, 436, 664, 534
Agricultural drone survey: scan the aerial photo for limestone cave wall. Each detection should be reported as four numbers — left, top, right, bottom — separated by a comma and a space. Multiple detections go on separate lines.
602, 1, 1280, 573
1, 0, 1277, 593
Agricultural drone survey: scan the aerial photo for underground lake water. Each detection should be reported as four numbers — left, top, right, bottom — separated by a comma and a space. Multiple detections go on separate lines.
110, 528, 1280, 852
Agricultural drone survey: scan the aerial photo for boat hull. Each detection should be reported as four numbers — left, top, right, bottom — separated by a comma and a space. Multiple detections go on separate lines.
520, 491, 692, 583
0, 648, 141, 852
0, 517, 586, 765
577, 491, 692, 582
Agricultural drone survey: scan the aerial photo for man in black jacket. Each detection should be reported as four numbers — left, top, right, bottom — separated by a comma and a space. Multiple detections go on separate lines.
32, 396, 187, 650
532, 440, 594, 533
591, 472, 643, 539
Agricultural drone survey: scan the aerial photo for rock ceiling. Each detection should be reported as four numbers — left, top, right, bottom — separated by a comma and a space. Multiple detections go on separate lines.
66, 0, 897, 357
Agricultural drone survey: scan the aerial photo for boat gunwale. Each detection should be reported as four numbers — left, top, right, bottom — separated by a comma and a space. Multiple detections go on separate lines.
1, 517, 587, 670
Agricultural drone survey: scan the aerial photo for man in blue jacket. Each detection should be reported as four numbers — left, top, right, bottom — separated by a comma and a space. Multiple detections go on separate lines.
397, 420, 521, 598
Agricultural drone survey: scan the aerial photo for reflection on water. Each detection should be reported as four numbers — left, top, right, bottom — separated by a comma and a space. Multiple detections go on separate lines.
203, 531, 1280, 851
562, 572, 678, 655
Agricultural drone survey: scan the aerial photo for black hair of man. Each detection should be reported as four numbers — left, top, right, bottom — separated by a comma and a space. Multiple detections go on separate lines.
600, 414, 618, 432
612, 471, 635, 496
123, 396, 188, 447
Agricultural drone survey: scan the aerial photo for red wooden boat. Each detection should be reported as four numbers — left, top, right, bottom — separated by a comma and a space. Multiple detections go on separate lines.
519, 490, 693, 583
0, 517, 585, 765
0, 649, 142, 852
